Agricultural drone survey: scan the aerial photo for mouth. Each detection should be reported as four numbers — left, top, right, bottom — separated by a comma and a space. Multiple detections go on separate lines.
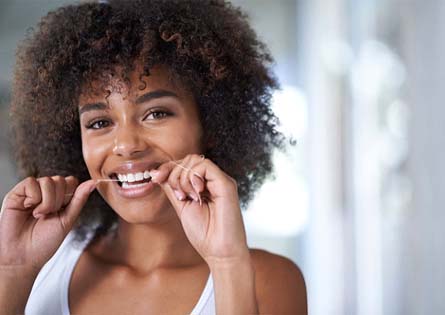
110, 170, 153, 189
106, 161, 161, 199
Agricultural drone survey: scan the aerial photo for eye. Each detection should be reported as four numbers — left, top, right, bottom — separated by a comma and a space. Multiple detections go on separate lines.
86, 119, 111, 130
144, 110, 171, 120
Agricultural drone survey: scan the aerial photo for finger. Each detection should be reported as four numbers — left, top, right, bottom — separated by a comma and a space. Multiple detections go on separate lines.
63, 176, 79, 206
168, 156, 192, 197
32, 177, 56, 217
22, 177, 43, 209
1, 177, 42, 211
59, 179, 96, 232
190, 172, 205, 194
187, 158, 237, 198
51, 176, 66, 212
158, 182, 189, 217
149, 159, 179, 184
179, 156, 203, 202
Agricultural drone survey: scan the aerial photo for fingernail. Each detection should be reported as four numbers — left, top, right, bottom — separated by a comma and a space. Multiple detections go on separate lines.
191, 176, 199, 189
188, 192, 199, 202
173, 189, 185, 201
193, 172, 204, 183
33, 212, 43, 219
150, 170, 159, 182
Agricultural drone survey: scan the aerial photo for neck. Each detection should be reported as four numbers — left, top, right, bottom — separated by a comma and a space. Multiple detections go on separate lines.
95, 214, 205, 274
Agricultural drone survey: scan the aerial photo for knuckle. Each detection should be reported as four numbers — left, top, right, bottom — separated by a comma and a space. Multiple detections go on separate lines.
53, 176, 66, 188
191, 153, 201, 160
39, 176, 54, 185
167, 176, 179, 189
66, 175, 79, 184
52, 175, 64, 181
23, 176, 37, 186
35, 203, 52, 214
227, 176, 238, 187
25, 176, 36, 182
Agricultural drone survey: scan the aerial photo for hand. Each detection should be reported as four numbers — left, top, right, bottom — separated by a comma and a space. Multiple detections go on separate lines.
0, 176, 96, 273
150, 154, 250, 266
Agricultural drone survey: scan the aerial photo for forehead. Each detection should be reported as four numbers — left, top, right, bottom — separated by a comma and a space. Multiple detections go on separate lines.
78, 65, 189, 105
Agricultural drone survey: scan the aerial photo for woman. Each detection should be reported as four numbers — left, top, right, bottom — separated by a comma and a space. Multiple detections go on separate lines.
0, 0, 307, 314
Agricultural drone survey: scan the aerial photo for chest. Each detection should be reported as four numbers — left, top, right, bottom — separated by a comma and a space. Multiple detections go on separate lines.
68, 253, 210, 315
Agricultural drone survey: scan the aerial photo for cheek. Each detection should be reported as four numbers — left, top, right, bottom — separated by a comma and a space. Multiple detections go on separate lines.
186, 120, 204, 151
81, 133, 109, 173
169, 123, 203, 156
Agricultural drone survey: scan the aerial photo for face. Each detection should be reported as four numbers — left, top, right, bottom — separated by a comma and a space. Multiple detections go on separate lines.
79, 66, 203, 223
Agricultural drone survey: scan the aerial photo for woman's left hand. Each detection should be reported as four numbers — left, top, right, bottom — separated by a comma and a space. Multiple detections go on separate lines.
149, 154, 250, 266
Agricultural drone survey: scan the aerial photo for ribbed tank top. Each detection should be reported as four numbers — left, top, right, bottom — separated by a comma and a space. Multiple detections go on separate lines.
25, 232, 215, 315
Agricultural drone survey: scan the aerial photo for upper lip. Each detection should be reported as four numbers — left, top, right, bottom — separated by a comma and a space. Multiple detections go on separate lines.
107, 161, 163, 178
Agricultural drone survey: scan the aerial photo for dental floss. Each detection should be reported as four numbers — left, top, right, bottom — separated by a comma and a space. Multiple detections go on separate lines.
92, 169, 203, 206
137, 145, 205, 206
66, 152, 205, 205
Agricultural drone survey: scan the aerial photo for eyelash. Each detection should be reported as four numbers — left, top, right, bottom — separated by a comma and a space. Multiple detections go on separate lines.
85, 110, 172, 130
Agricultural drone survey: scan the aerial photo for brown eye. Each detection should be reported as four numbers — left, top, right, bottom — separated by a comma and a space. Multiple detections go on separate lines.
86, 119, 111, 129
144, 110, 171, 120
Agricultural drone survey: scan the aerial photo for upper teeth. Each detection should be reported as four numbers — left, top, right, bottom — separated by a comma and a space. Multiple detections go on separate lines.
117, 171, 151, 183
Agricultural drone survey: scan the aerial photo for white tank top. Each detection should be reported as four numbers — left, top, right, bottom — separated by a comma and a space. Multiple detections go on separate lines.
25, 231, 215, 315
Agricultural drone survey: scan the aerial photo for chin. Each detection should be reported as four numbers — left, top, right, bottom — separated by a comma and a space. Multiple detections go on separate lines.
111, 198, 175, 224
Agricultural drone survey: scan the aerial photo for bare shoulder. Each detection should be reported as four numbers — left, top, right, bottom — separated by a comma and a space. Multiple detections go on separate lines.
249, 248, 308, 315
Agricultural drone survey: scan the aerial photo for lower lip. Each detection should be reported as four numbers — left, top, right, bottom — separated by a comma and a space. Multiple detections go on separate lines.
113, 180, 157, 199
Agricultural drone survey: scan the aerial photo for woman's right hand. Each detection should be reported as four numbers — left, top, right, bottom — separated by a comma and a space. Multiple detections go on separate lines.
0, 176, 95, 274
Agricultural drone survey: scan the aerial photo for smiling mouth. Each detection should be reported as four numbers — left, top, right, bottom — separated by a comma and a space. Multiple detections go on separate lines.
110, 171, 153, 188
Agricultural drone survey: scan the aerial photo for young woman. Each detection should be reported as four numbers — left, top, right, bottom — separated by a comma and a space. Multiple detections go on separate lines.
0, 0, 307, 314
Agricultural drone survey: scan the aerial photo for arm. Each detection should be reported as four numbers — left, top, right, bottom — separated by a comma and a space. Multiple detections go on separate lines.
209, 253, 259, 314
0, 267, 38, 315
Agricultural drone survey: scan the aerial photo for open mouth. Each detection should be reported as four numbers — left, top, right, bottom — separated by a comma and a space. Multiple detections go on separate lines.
110, 171, 153, 189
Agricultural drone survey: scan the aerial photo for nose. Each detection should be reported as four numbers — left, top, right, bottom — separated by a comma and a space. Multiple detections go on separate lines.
112, 125, 147, 157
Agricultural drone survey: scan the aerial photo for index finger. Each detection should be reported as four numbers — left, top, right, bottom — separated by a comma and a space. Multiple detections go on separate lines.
62, 176, 79, 206
2, 177, 43, 211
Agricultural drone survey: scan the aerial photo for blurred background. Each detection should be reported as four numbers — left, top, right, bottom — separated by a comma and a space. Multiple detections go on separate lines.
0, 0, 443, 314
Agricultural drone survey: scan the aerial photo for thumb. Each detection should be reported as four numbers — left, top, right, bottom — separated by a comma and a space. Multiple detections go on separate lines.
59, 179, 96, 232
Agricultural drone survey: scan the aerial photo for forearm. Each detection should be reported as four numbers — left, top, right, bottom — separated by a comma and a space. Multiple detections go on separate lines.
209, 254, 258, 315
0, 266, 37, 315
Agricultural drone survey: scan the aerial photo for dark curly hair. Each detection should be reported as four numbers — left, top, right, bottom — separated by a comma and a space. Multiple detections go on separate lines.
10, 0, 284, 241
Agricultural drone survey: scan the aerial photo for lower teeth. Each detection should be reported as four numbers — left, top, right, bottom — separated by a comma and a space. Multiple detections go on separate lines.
121, 180, 151, 189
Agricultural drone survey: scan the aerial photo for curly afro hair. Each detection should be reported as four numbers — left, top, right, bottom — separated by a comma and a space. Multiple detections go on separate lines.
10, 0, 285, 241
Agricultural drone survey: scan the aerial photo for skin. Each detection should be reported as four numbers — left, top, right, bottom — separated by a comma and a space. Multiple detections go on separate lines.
0, 65, 307, 314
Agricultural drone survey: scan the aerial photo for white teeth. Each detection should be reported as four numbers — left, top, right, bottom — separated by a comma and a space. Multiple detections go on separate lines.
122, 181, 149, 189
135, 172, 144, 181
127, 174, 136, 183
116, 170, 152, 183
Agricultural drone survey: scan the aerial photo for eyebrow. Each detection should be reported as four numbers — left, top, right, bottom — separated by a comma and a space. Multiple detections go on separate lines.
79, 89, 180, 115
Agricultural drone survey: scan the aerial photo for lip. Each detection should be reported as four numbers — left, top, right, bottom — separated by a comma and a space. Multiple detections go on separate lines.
106, 160, 163, 199
113, 179, 157, 199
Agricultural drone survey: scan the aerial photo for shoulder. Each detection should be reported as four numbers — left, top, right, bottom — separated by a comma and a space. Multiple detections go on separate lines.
249, 248, 308, 315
